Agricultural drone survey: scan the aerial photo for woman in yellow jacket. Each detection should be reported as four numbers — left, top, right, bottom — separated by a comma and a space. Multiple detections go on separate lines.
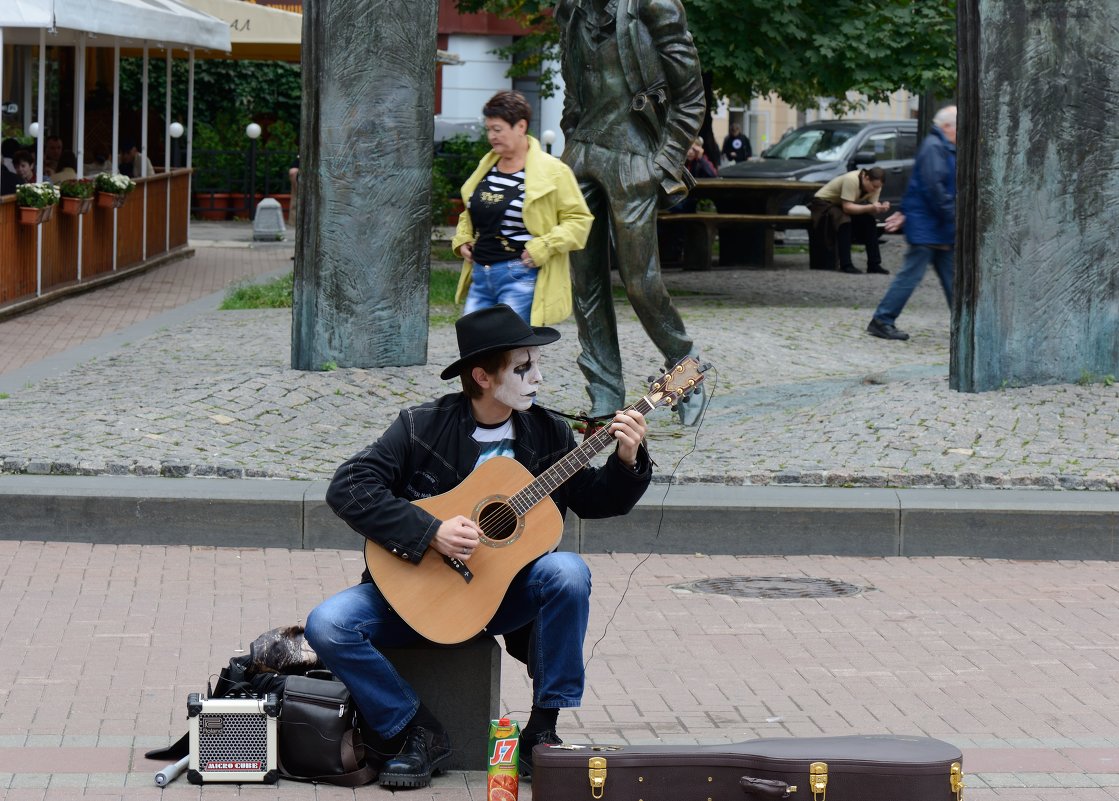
452, 90, 592, 326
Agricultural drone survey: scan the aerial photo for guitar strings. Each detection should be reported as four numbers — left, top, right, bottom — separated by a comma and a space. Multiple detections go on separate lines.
501, 364, 716, 725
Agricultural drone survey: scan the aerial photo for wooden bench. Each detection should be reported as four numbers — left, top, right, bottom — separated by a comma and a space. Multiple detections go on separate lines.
658, 211, 812, 271
656, 178, 823, 270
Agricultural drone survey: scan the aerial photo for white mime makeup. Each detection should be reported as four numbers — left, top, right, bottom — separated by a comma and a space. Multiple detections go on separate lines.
493, 347, 542, 411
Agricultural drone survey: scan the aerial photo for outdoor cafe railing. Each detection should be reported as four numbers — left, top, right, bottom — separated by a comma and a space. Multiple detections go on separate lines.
0, 168, 192, 311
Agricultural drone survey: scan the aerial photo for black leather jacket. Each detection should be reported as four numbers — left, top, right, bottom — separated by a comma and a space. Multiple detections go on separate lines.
327, 392, 652, 579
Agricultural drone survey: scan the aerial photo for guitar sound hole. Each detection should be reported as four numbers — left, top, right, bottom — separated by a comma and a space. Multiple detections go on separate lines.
479, 501, 518, 542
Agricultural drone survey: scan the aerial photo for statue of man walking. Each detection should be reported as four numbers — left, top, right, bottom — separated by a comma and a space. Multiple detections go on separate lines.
555, 0, 707, 424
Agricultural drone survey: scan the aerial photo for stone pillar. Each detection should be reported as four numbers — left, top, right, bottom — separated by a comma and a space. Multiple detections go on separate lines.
952, 0, 1119, 391
291, 0, 436, 370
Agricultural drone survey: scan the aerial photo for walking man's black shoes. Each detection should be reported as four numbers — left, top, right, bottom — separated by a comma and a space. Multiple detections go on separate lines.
867, 319, 910, 340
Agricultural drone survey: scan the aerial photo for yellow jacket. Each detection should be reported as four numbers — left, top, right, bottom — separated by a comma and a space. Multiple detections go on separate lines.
452, 135, 592, 326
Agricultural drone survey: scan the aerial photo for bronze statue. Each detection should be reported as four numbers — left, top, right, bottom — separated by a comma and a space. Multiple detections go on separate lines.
555, 0, 707, 424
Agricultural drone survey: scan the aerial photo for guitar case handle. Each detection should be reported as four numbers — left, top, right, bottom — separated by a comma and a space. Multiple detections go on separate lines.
740, 776, 793, 798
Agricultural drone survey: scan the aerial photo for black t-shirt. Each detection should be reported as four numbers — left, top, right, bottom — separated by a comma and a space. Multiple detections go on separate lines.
468, 166, 531, 265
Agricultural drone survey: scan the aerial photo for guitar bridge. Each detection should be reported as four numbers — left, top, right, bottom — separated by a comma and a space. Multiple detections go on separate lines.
442, 555, 473, 583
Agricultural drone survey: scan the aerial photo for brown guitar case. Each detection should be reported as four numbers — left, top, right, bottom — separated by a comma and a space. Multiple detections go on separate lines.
531, 735, 963, 801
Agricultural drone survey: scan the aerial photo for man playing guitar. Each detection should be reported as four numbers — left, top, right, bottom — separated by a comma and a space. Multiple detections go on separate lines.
305, 304, 651, 788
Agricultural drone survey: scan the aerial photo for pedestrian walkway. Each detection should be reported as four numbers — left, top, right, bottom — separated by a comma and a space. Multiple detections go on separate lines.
1, 541, 1118, 799
1, 226, 1116, 490
0, 221, 1117, 799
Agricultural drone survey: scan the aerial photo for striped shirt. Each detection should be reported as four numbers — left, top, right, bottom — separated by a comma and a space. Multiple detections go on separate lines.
469, 167, 532, 264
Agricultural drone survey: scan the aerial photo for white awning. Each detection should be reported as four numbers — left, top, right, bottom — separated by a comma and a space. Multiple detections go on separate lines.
180, 0, 300, 60
0, 0, 231, 51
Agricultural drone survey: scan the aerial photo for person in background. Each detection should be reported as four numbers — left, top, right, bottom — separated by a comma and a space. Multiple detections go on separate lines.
660, 138, 718, 262
118, 137, 155, 179
11, 150, 35, 186
43, 135, 63, 175
49, 151, 79, 184
807, 166, 890, 274
866, 105, 958, 341
305, 304, 651, 788
721, 123, 751, 163
1, 139, 21, 195
452, 90, 592, 326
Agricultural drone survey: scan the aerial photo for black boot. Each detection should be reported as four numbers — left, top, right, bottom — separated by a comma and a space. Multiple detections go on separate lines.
378, 712, 452, 788
518, 728, 563, 782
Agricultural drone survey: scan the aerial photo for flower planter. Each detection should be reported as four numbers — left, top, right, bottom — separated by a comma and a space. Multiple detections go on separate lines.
193, 192, 233, 221
61, 195, 94, 215
18, 205, 55, 225
444, 198, 465, 226
97, 191, 128, 209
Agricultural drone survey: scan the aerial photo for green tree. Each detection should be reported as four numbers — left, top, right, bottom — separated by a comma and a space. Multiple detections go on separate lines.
453, 0, 956, 113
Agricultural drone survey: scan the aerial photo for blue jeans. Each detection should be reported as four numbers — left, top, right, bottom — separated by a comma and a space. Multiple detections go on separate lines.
305, 551, 591, 738
872, 244, 954, 326
463, 258, 537, 323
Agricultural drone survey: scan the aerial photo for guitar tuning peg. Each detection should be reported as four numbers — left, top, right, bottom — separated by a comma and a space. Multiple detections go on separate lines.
647, 376, 658, 384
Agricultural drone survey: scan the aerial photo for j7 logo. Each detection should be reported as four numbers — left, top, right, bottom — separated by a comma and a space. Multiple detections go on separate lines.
489, 737, 518, 766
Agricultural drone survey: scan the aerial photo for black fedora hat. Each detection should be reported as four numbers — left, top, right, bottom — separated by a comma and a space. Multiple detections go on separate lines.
441, 305, 560, 379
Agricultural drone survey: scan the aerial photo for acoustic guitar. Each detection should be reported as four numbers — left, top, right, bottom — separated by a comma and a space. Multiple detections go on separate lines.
363, 356, 706, 644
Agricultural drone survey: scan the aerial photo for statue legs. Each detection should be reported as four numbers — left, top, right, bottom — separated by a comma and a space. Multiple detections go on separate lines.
568, 147, 696, 418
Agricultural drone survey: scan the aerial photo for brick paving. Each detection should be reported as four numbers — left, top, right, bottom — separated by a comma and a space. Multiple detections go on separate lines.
0, 222, 1117, 798
0, 542, 1118, 798
0, 229, 1115, 488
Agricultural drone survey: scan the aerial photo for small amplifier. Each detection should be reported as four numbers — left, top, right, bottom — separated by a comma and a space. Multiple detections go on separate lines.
186, 693, 279, 784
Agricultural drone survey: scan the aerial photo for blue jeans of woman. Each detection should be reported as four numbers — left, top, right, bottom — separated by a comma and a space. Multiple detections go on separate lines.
305, 551, 591, 739
463, 258, 538, 323
872, 244, 954, 326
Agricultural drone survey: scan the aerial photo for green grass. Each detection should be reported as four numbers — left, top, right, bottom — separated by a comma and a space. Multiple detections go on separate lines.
221, 270, 463, 323
220, 273, 295, 310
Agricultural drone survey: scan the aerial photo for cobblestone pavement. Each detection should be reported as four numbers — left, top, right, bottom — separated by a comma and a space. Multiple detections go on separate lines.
1, 541, 1118, 799
0, 236, 1116, 489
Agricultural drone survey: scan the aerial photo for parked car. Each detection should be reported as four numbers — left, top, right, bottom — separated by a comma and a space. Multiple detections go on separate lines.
720, 119, 919, 214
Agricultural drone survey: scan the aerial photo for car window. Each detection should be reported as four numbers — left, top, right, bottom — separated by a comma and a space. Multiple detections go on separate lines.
865, 131, 900, 160
897, 132, 918, 160
765, 127, 858, 161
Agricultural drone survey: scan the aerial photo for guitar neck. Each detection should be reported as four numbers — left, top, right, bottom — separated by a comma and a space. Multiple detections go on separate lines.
509, 398, 654, 514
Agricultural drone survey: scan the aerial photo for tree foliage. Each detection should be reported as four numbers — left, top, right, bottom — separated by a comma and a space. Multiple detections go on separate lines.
453, 0, 956, 112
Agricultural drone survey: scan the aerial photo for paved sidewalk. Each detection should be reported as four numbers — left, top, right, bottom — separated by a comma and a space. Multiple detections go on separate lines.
1, 541, 1118, 799
0, 227, 1115, 490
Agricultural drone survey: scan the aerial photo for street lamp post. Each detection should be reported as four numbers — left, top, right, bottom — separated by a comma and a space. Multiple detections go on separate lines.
169, 121, 184, 167
541, 129, 556, 155
245, 122, 262, 218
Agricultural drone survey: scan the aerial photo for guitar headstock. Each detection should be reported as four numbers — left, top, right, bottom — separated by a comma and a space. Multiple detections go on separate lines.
647, 356, 706, 410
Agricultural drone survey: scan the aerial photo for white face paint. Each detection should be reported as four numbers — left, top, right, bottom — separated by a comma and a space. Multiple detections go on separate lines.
492, 347, 542, 411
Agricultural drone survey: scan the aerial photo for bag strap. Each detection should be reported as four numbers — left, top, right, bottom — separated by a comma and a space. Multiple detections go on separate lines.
144, 732, 189, 761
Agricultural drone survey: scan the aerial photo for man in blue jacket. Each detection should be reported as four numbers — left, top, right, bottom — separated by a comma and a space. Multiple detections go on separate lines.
867, 105, 958, 341
306, 305, 651, 788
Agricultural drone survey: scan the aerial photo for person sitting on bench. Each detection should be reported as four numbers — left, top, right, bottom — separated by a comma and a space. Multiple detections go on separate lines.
808, 166, 890, 274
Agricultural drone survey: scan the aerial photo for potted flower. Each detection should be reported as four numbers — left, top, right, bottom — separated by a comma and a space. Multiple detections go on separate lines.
94, 173, 136, 208
59, 178, 96, 215
15, 181, 60, 225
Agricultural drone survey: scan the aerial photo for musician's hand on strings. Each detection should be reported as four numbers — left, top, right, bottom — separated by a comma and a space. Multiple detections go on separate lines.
610, 409, 647, 468
433, 515, 481, 561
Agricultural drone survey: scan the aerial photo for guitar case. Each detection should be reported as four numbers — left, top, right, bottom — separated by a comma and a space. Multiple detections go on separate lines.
531, 735, 963, 801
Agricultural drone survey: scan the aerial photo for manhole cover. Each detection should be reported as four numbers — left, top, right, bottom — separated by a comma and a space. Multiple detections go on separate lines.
671, 576, 864, 599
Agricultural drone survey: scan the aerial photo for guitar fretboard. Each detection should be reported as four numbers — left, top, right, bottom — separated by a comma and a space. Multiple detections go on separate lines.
508, 397, 656, 515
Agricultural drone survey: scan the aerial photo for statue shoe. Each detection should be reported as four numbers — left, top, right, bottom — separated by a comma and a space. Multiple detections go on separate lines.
378, 723, 452, 788
676, 377, 708, 426
518, 728, 563, 781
